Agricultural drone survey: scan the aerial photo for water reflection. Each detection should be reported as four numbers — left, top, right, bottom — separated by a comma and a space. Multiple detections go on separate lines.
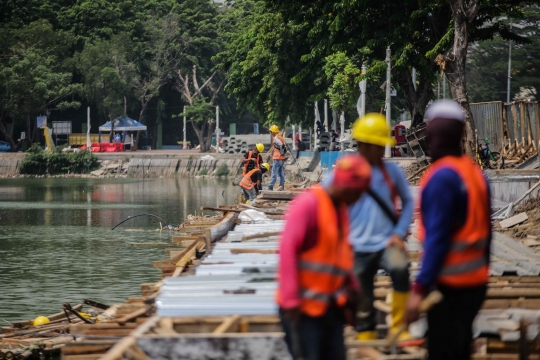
0, 177, 237, 321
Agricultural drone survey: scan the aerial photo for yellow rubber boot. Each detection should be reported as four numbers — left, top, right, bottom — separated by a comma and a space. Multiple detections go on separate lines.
357, 330, 377, 341
391, 291, 412, 340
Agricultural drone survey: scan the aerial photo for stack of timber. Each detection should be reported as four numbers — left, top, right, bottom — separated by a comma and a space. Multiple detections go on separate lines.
0, 304, 100, 360
500, 138, 538, 168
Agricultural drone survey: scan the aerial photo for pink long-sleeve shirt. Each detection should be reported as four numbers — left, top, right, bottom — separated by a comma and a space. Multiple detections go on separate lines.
277, 191, 359, 309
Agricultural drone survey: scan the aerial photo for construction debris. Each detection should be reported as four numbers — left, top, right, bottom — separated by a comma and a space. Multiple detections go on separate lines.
499, 212, 529, 229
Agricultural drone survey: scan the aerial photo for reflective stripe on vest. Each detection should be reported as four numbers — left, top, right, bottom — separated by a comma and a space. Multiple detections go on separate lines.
418, 155, 490, 288
440, 256, 487, 276
243, 151, 259, 175
299, 260, 350, 277
239, 168, 260, 190
301, 286, 347, 303
273, 135, 286, 160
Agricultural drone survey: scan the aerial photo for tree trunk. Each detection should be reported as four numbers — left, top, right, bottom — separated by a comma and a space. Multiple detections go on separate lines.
395, 67, 435, 129
205, 119, 214, 152
191, 120, 206, 152
441, 0, 481, 157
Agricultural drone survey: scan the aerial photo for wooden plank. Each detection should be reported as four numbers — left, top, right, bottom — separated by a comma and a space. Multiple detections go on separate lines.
242, 231, 281, 241
212, 315, 241, 334
116, 305, 152, 325
499, 212, 528, 229
230, 249, 277, 254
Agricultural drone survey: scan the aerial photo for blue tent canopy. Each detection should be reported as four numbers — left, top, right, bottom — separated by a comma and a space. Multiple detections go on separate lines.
99, 116, 147, 132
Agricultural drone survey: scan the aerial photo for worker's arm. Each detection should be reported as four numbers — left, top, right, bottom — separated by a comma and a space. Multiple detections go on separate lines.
241, 153, 250, 164
413, 169, 467, 295
279, 193, 319, 309
389, 163, 413, 239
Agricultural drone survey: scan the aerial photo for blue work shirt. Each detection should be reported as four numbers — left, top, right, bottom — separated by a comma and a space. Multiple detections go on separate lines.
324, 161, 414, 253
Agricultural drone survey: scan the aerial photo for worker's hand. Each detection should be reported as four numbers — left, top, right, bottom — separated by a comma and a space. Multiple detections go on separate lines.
386, 234, 406, 251
405, 291, 424, 325
283, 307, 301, 324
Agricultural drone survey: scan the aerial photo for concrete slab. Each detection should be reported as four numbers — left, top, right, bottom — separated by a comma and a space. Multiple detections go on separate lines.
500, 212, 528, 229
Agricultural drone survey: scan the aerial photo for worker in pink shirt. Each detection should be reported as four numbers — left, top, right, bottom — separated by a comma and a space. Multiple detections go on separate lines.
277, 154, 372, 360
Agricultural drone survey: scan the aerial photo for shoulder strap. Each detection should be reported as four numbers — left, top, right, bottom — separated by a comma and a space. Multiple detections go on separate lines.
380, 163, 398, 212
367, 189, 398, 225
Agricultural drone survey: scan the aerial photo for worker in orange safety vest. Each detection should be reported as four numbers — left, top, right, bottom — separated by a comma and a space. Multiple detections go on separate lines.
406, 99, 491, 360
239, 163, 270, 203
268, 125, 287, 191
242, 143, 264, 175
277, 154, 372, 360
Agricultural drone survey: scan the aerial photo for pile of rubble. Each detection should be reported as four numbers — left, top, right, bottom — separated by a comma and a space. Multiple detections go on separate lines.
494, 197, 540, 253
90, 160, 129, 177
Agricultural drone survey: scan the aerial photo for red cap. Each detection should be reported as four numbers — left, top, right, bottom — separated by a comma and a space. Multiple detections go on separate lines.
332, 154, 372, 191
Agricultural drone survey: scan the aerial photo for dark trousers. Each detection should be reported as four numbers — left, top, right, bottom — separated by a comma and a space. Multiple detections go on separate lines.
354, 246, 410, 331
427, 284, 487, 360
279, 305, 346, 360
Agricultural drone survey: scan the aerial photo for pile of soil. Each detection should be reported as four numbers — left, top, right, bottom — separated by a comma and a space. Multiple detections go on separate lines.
494, 196, 540, 240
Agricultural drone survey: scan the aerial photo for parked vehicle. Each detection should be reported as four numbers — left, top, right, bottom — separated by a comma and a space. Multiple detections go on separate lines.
0, 141, 10, 152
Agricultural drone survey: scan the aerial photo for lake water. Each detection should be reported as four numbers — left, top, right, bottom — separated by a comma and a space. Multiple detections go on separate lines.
0, 177, 237, 322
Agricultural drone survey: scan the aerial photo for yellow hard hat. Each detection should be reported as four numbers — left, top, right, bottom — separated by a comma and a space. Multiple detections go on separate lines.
33, 316, 50, 326
256, 143, 264, 152
269, 125, 279, 133
261, 163, 270, 172
352, 113, 395, 147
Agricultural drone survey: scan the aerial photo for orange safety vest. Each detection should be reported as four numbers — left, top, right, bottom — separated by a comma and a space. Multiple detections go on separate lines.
417, 155, 490, 288
273, 135, 286, 160
239, 168, 261, 190
243, 151, 260, 176
277, 186, 354, 317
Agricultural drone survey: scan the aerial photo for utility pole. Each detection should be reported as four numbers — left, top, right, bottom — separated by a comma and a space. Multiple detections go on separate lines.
86, 107, 91, 149
215, 105, 219, 154
183, 106, 187, 150
314, 102, 319, 151
443, 75, 446, 98
412, 68, 417, 91
324, 99, 328, 130
340, 112, 345, 147
438, 79, 441, 99
292, 125, 296, 152
385, 47, 392, 158
359, 64, 367, 119
507, 21, 512, 103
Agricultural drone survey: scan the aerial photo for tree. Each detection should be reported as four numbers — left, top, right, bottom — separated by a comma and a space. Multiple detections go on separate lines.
467, 5, 540, 103
217, 0, 328, 128
258, 0, 451, 126
78, 34, 137, 139
175, 66, 225, 152
0, 20, 80, 150
431, 0, 529, 154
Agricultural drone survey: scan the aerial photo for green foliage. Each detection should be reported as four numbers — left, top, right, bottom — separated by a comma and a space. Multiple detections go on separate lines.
0, 20, 80, 149
20, 147, 99, 175
215, 163, 230, 177
198, 168, 209, 176
467, 5, 540, 103
218, 0, 325, 127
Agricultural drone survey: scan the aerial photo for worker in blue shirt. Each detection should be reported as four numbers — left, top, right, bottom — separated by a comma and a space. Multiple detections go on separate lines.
406, 100, 491, 360
323, 113, 413, 340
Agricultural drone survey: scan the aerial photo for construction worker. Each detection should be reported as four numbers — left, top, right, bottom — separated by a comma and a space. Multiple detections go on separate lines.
242, 143, 264, 175
406, 100, 491, 360
277, 154, 372, 360
239, 163, 270, 203
325, 113, 414, 340
268, 125, 286, 191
